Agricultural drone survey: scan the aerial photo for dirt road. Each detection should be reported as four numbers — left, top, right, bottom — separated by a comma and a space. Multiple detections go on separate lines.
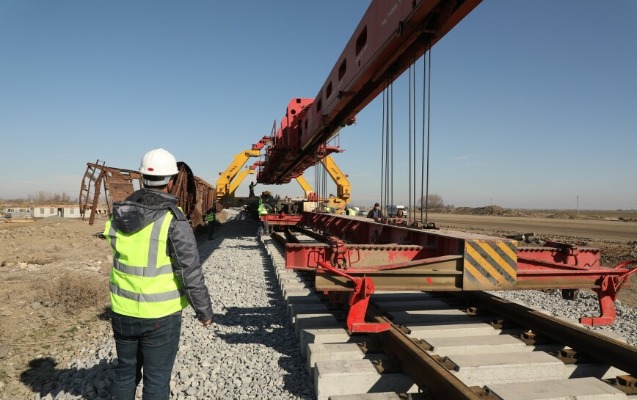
427, 213, 636, 242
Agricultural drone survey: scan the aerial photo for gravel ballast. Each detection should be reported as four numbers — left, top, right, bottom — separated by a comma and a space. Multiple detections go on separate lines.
492, 289, 637, 345
21, 209, 313, 400
16, 209, 636, 399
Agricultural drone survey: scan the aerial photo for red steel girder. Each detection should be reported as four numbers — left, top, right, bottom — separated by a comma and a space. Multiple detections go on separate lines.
301, 0, 482, 151
257, 98, 342, 185
258, 0, 482, 184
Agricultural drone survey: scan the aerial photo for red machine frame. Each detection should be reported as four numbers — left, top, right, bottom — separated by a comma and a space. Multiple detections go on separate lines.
283, 213, 636, 332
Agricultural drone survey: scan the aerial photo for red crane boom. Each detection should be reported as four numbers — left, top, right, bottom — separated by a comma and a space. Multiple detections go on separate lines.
257, 0, 481, 184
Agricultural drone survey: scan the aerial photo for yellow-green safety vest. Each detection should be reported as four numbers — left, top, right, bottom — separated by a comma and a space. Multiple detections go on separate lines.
258, 199, 268, 216
206, 212, 215, 222
104, 211, 188, 318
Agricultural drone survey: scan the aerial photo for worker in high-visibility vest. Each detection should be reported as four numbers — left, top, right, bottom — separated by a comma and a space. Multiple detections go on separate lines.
205, 205, 216, 240
104, 148, 213, 400
257, 197, 268, 216
257, 197, 269, 235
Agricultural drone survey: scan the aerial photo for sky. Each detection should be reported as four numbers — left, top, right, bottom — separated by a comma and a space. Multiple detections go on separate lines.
1, 1, 635, 210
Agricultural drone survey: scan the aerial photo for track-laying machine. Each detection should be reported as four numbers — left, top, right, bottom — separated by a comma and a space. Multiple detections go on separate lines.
244, 0, 637, 333
79, 0, 636, 335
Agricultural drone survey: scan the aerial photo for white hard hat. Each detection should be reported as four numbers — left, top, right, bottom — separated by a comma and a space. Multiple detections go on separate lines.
139, 148, 179, 186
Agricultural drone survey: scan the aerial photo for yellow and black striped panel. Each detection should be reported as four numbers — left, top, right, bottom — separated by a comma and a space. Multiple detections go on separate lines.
463, 239, 518, 290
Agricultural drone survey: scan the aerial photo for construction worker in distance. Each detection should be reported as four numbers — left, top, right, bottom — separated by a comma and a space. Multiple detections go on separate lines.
103, 148, 213, 400
257, 196, 269, 235
257, 196, 268, 216
367, 202, 383, 221
204, 204, 216, 240
249, 181, 256, 197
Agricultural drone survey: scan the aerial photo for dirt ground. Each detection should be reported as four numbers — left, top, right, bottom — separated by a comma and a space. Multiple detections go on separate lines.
0, 216, 113, 397
0, 211, 635, 397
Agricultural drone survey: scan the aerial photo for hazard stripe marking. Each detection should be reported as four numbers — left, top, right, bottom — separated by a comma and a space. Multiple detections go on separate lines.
464, 240, 517, 289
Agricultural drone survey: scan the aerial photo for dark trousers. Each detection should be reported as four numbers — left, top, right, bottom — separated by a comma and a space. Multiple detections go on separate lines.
110, 311, 182, 400
258, 219, 269, 235
206, 221, 214, 239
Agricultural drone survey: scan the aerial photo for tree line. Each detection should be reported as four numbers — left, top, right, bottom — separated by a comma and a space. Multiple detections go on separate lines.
1, 191, 77, 204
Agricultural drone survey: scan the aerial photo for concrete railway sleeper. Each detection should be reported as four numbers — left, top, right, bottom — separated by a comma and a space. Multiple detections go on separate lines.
261, 229, 637, 400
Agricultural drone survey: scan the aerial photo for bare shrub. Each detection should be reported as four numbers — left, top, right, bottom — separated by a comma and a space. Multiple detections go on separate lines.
42, 271, 109, 313
418, 193, 445, 210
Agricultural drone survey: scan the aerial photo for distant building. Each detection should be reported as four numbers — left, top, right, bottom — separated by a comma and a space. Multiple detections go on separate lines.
3, 207, 33, 219
33, 205, 82, 219
1, 204, 105, 220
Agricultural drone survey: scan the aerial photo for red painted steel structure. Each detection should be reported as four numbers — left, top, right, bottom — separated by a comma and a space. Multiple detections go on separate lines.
250, 0, 636, 333
258, 98, 343, 184
261, 213, 303, 227
257, 0, 481, 184
284, 213, 636, 332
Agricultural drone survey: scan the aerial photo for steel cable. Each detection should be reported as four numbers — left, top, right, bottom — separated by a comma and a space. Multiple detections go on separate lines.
420, 46, 432, 224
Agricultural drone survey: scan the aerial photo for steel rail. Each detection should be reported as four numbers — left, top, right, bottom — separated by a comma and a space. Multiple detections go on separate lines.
465, 291, 637, 376
290, 226, 329, 243
270, 230, 635, 397
367, 308, 482, 399
270, 227, 635, 397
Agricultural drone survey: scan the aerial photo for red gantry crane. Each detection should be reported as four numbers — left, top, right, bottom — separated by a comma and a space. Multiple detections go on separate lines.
252, 0, 636, 333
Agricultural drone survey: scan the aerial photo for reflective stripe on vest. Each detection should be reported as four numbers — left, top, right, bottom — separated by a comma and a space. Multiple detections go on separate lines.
206, 213, 215, 222
104, 212, 188, 318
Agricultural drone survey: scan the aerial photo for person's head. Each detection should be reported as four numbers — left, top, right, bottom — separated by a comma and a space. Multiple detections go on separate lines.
139, 148, 179, 191
374, 203, 380, 209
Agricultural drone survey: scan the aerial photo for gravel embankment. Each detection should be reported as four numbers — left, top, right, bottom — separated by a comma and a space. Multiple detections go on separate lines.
16, 209, 636, 399
492, 289, 637, 345
21, 208, 313, 400
174, 209, 312, 399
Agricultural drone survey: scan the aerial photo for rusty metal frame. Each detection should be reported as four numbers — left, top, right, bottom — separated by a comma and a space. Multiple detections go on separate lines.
79, 161, 215, 229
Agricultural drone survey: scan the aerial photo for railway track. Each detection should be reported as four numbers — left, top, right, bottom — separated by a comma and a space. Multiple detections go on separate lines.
261, 229, 637, 400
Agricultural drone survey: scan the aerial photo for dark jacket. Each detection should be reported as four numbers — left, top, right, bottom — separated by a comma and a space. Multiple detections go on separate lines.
367, 208, 383, 219
110, 188, 213, 322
